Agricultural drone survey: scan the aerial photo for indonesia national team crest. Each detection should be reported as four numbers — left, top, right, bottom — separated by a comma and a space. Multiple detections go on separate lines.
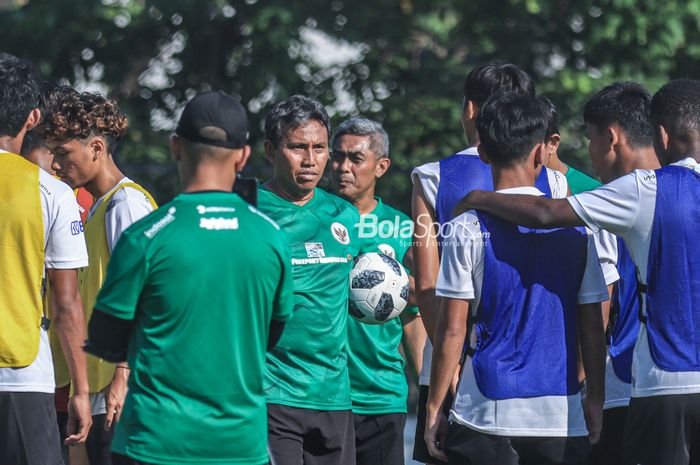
331, 222, 350, 244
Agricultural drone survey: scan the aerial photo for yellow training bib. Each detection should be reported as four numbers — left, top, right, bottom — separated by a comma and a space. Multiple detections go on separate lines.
81, 182, 156, 393
0, 153, 45, 367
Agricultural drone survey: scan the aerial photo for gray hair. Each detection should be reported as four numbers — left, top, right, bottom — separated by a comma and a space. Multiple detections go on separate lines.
332, 117, 389, 158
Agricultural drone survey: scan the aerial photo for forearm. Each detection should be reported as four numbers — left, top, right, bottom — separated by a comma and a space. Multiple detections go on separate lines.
427, 299, 467, 417
458, 191, 584, 229
401, 313, 427, 383
578, 303, 606, 402
49, 269, 89, 395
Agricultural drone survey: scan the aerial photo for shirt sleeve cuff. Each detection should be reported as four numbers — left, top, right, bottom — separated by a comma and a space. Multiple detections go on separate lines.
45, 257, 89, 269
435, 289, 475, 300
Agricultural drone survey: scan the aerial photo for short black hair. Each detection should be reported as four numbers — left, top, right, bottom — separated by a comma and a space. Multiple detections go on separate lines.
463, 61, 535, 108
584, 82, 653, 148
476, 92, 548, 167
650, 79, 700, 140
20, 130, 47, 156
264, 95, 330, 147
540, 96, 559, 138
0, 53, 41, 138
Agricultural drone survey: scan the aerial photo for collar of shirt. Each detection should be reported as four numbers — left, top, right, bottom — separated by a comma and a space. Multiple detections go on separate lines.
0, 148, 8, 154
456, 146, 479, 156
495, 186, 545, 196
671, 157, 700, 173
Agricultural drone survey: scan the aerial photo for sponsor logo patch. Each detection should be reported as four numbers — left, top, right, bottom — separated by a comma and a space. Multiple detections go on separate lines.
199, 217, 239, 230
70, 221, 84, 235
305, 242, 325, 258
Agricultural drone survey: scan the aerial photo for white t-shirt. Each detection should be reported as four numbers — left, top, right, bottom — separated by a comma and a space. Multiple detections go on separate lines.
89, 177, 155, 253
0, 164, 89, 393
569, 157, 700, 398
435, 186, 609, 436
411, 148, 610, 385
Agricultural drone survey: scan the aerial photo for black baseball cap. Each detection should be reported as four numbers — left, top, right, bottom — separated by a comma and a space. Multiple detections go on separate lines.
175, 91, 249, 149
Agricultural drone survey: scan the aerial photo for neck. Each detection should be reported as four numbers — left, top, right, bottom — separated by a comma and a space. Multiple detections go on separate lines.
85, 159, 125, 198
491, 163, 537, 191
0, 136, 22, 155
353, 192, 378, 215
619, 146, 661, 174
549, 153, 569, 175
182, 165, 236, 193
264, 178, 316, 206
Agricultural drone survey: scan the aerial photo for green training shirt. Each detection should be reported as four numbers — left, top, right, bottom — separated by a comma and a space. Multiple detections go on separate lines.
347, 197, 419, 414
565, 165, 602, 194
94, 192, 294, 465
259, 187, 362, 410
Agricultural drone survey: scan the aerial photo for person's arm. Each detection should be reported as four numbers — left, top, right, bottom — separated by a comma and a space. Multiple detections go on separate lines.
268, 320, 286, 351
47, 268, 92, 446
401, 311, 426, 384
456, 191, 584, 228
578, 302, 606, 444
425, 297, 469, 461
411, 181, 441, 341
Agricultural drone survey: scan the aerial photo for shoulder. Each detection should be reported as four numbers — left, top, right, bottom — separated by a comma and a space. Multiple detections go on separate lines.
38, 169, 73, 204
120, 200, 176, 243
378, 202, 410, 224
106, 183, 154, 212
411, 161, 440, 184
318, 189, 360, 221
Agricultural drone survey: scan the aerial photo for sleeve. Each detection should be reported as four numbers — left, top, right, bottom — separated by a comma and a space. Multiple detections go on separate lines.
567, 171, 643, 235
94, 232, 148, 320
577, 232, 611, 304
593, 230, 619, 286
411, 162, 440, 209
105, 188, 155, 252
272, 233, 295, 322
435, 216, 478, 300
45, 187, 89, 270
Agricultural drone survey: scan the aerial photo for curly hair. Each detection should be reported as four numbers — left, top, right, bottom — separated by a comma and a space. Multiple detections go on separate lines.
39, 87, 129, 154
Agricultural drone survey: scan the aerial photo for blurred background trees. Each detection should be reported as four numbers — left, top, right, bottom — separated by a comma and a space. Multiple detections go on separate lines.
2, 0, 698, 211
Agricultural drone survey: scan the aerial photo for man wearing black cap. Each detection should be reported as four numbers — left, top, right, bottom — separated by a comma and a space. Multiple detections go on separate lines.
86, 91, 295, 465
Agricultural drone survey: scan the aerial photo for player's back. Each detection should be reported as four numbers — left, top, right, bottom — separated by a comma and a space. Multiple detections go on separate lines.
105, 191, 289, 463
473, 210, 589, 399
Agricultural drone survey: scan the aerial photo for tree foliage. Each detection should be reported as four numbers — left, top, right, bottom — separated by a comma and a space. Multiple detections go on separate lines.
2, 0, 698, 211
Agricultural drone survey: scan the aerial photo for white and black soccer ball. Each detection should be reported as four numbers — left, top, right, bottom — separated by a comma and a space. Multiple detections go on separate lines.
348, 252, 410, 324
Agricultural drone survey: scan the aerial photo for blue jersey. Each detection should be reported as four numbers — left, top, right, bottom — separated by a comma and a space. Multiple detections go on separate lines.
472, 211, 588, 399
609, 239, 640, 384
644, 165, 700, 372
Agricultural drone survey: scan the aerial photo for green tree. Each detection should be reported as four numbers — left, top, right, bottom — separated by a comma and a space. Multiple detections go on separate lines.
2, 0, 698, 211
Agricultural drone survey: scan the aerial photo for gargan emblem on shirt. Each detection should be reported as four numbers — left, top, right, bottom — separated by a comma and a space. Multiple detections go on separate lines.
331, 222, 350, 245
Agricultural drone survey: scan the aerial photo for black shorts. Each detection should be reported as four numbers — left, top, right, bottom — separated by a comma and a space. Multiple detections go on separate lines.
444, 422, 591, 465
588, 406, 627, 465
268, 403, 355, 465
353, 412, 405, 465
87, 413, 114, 465
0, 391, 63, 465
624, 393, 700, 465
413, 385, 450, 464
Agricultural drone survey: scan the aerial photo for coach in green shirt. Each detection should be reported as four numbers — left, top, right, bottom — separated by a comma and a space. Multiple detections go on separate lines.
330, 118, 425, 465
86, 91, 294, 465
259, 95, 365, 465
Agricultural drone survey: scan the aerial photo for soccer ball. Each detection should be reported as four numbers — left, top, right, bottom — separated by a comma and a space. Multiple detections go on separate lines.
348, 252, 410, 324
